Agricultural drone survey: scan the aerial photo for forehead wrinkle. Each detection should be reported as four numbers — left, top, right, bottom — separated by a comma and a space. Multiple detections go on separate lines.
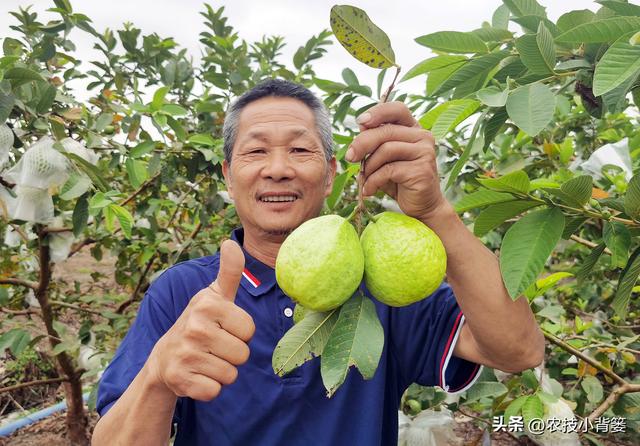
242, 127, 314, 145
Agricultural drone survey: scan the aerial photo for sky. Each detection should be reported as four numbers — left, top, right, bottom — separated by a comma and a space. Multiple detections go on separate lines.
0, 0, 600, 97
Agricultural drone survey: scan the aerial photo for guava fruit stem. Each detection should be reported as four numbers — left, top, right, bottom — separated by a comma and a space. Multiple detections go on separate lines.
353, 65, 401, 235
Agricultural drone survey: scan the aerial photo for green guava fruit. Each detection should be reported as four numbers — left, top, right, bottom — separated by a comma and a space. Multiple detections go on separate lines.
360, 212, 446, 307
276, 215, 364, 311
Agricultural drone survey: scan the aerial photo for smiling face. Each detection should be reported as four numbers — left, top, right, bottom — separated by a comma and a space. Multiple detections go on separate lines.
222, 96, 336, 241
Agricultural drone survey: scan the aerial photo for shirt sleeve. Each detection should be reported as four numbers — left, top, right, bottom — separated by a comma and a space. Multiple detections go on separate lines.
95, 269, 182, 425
389, 282, 482, 393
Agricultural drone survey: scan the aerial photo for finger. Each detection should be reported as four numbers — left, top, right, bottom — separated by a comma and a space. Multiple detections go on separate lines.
184, 374, 222, 401
362, 141, 426, 178
191, 353, 239, 386
362, 160, 420, 197
217, 301, 256, 343
203, 326, 251, 366
355, 101, 419, 129
346, 125, 427, 163
210, 239, 245, 302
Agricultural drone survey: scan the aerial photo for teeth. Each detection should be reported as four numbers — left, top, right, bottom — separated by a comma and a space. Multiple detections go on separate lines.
261, 196, 297, 202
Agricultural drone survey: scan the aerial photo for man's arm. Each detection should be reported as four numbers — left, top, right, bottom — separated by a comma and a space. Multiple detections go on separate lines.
419, 201, 544, 373
347, 102, 544, 374
92, 363, 177, 445
92, 241, 255, 445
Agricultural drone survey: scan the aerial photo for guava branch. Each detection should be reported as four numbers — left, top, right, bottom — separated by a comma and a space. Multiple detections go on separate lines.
543, 331, 626, 386
120, 171, 161, 206
0, 376, 68, 394
0, 278, 39, 290
570, 235, 612, 256
587, 382, 640, 421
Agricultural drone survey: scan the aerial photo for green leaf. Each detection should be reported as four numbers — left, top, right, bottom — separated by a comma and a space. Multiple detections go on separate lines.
504, 395, 528, 420
516, 25, 555, 75
0, 91, 15, 124
401, 55, 467, 82
624, 173, 640, 218
477, 86, 509, 107
536, 272, 573, 291
0, 329, 32, 356
593, 33, 640, 97
474, 200, 541, 236
420, 99, 478, 131
36, 84, 57, 114
557, 10, 596, 34
72, 194, 89, 237
562, 216, 587, 239
446, 119, 484, 190
477, 170, 530, 194
555, 17, 640, 43
471, 27, 514, 42
330, 5, 396, 69
188, 134, 216, 146
493, 4, 511, 29
483, 107, 508, 150
505, 82, 556, 136
581, 375, 604, 404
435, 51, 509, 95
151, 86, 169, 111
160, 103, 188, 116
51, 341, 74, 356
426, 61, 467, 96
500, 207, 565, 299
272, 309, 339, 376
125, 158, 148, 189
597, 1, 640, 17
130, 140, 156, 158
415, 31, 488, 54
320, 292, 384, 397
327, 168, 356, 210
431, 100, 481, 139
60, 172, 92, 200
3, 67, 44, 87
613, 245, 640, 318
465, 381, 508, 402
560, 175, 593, 206
94, 112, 113, 133
502, 0, 546, 18
576, 243, 605, 285
455, 190, 516, 212
603, 221, 631, 269
522, 395, 545, 425
63, 152, 109, 192
108, 204, 133, 239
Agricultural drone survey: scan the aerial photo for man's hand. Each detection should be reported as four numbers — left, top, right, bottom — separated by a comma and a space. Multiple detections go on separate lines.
345, 101, 445, 221
147, 240, 256, 401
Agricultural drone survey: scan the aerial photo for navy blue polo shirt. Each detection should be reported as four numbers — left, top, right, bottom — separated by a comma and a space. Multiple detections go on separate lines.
96, 228, 481, 445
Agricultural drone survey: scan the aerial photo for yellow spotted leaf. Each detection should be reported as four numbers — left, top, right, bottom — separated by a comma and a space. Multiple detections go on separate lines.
330, 5, 396, 69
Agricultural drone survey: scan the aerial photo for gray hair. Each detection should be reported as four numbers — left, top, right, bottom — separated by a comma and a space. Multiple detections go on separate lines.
222, 79, 333, 163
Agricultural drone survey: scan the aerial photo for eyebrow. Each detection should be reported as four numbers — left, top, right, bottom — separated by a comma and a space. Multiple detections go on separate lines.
244, 127, 311, 142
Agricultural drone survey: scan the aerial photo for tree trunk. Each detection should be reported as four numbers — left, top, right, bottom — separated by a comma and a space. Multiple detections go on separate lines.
36, 231, 89, 445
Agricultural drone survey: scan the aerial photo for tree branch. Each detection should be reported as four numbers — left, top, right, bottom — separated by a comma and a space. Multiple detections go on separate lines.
0, 278, 39, 290
543, 331, 626, 386
49, 300, 105, 316
570, 234, 612, 255
588, 382, 640, 421
0, 377, 68, 394
120, 172, 160, 206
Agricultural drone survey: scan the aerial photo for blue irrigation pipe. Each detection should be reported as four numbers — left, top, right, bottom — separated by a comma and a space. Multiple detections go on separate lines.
0, 392, 90, 437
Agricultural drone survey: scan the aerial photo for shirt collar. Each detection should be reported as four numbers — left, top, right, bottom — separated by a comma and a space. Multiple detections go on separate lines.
230, 228, 277, 297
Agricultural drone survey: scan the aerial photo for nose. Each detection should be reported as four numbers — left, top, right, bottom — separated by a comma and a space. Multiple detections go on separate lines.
261, 150, 295, 181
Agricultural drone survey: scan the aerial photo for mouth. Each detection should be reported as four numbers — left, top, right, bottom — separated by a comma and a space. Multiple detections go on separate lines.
257, 193, 300, 203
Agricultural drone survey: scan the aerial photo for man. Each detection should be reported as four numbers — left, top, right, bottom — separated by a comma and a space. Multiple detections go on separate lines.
92, 79, 544, 445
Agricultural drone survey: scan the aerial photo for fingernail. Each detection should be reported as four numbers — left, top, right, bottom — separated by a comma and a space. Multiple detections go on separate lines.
345, 147, 355, 162
356, 112, 371, 125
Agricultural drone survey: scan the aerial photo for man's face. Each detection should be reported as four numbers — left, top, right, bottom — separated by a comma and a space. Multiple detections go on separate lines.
222, 96, 336, 238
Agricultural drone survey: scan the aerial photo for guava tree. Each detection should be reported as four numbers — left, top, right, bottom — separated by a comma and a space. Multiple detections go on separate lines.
280, 1, 640, 443
0, 1, 331, 442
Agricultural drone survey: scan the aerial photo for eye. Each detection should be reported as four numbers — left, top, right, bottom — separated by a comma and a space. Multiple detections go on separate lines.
292, 147, 309, 153
248, 148, 266, 154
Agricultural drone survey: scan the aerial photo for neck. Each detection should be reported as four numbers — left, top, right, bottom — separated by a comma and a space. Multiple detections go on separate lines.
242, 227, 288, 268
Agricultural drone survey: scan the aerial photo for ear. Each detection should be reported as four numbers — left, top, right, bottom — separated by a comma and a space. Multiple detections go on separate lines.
222, 160, 234, 199
323, 157, 338, 197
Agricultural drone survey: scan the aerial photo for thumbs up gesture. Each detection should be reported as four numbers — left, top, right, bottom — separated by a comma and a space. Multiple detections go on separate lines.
147, 240, 256, 401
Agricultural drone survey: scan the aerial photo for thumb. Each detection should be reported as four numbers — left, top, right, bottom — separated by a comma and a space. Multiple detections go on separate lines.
210, 239, 245, 302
